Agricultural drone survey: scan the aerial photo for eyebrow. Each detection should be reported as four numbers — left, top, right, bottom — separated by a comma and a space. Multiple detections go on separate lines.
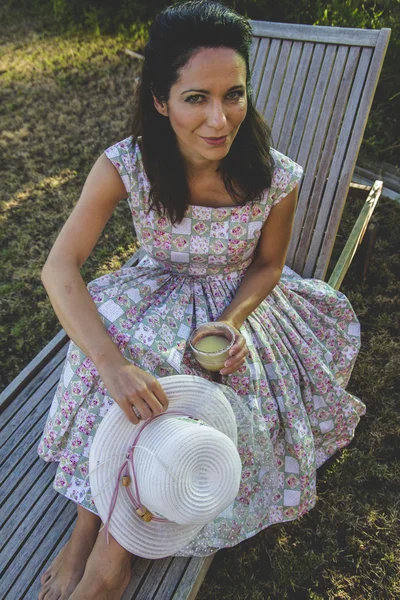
181, 84, 245, 95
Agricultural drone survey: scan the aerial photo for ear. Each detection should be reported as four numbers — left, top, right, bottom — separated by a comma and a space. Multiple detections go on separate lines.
152, 93, 168, 117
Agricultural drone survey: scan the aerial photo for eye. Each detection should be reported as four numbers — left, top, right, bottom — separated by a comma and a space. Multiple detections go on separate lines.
227, 90, 244, 100
185, 94, 204, 103
185, 90, 245, 104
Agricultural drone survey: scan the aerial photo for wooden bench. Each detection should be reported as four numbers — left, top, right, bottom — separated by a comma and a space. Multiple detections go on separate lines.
0, 18, 390, 600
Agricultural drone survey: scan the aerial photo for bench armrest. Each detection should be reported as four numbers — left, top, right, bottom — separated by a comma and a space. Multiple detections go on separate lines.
327, 179, 383, 290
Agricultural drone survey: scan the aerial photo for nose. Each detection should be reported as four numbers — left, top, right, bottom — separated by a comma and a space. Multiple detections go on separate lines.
206, 100, 227, 131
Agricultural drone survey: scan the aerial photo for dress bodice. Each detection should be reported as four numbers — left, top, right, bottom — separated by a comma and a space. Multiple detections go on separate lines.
104, 136, 304, 278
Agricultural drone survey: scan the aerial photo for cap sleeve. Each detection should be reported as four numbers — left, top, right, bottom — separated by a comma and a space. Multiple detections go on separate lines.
103, 135, 134, 195
269, 148, 304, 207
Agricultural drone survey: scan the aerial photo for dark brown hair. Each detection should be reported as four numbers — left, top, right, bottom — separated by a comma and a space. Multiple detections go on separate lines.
129, 0, 275, 224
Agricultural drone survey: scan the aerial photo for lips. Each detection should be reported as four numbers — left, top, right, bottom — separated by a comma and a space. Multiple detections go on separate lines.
202, 136, 227, 141
201, 135, 229, 146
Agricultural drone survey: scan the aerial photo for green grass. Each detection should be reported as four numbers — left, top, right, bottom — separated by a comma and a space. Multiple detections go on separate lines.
1, 5, 399, 600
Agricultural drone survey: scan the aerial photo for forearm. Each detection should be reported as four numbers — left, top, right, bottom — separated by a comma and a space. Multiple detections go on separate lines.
41, 261, 127, 371
219, 261, 282, 329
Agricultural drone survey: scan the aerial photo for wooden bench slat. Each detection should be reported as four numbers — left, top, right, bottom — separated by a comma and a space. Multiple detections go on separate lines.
171, 554, 216, 600
0, 330, 68, 413
0, 419, 48, 494
269, 41, 303, 147
0, 363, 63, 451
0, 477, 60, 571
26, 515, 76, 600
249, 19, 382, 46
152, 557, 191, 599
0, 460, 53, 549
0, 388, 56, 487
302, 46, 372, 277
0, 495, 74, 598
286, 44, 352, 268
121, 556, 154, 599
0, 344, 67, 432
134, 556, 177, 599
313, 29, 391, 278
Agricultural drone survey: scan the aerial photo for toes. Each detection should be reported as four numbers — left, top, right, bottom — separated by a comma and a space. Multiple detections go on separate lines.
38, 582, 50, 600
44, 591, 60, 600
40, 570, 52, 585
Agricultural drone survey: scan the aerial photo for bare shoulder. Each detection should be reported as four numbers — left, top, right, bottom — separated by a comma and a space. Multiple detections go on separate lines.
99, 152, 130, 200
42, 153, 130, 270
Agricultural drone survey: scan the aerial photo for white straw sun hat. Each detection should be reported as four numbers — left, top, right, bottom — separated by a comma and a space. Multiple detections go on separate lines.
89, 375, 243, 559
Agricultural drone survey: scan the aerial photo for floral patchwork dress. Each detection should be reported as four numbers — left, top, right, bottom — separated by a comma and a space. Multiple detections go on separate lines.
37, 136, 366, 557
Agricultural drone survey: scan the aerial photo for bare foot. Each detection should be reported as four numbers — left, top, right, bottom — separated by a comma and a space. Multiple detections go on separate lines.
69, 527, 132, 600
38, 506, 101, 600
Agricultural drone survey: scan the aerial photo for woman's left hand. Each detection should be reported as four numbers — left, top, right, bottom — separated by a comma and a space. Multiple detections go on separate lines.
217, 320, 249, 375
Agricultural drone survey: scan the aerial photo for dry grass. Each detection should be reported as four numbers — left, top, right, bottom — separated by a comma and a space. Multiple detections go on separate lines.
0, 9, 143, 388
1, 5, 399, 599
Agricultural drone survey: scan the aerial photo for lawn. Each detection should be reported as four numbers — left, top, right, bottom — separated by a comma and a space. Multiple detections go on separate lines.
1, 5, 399, 599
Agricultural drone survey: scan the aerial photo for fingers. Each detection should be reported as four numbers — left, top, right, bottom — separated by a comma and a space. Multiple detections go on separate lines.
151, 378, 169, 411
220, 336, 249, 375
123, 378, 169, 424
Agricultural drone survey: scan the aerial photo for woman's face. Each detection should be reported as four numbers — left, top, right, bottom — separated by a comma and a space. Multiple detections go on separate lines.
154, 47, 248, 172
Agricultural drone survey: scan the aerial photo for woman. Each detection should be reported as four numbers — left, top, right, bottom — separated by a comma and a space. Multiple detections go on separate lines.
37, 1, 366, 598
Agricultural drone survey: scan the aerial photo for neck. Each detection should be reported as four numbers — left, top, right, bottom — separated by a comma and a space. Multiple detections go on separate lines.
185, 159, 221, 181
176, 140, 221, 179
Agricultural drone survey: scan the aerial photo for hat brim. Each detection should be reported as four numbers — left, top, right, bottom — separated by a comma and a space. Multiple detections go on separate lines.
89, 375, 240, 558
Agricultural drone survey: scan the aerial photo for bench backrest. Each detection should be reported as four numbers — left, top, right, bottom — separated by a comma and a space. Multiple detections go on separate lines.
249, 20, 391, 280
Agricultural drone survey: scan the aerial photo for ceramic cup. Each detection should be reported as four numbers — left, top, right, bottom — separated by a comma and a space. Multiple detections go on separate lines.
189, 322, 236, 372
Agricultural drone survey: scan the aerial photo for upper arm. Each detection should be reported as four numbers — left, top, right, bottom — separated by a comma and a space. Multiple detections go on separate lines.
43, 152, 129, 272
253, 183, 299, 272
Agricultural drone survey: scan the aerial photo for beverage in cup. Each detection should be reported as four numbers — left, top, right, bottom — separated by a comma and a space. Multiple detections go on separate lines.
189, 322, 236, 372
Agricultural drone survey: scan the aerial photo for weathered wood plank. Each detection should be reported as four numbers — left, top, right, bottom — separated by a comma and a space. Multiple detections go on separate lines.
249, 36, 259, 71
263, 39, 292, 125
352, 169, 400, 203
0, 416, 48, 493
0, 494, 73, 598
0, 329, 68, 413
0, 386, 56, 486
0, 362, 63, 451
172, 554, 216, 600
328, 180, 382, 289
313, 29, 392, 279
153, 557, 191, 599
250, 19, 382, 47
269, 41, 302, 148
134, 556, 175, 600
256, 38, 280, 115
26, 514, 76, 600
0, 478, 59, 570
286, 44, 350, 269
121, 557, 153, 600
303, 47, 372, 278
274, 42, 313, 155
0, 460, 53, 548
250, 37, 270, 102
0, 343, 67, 430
